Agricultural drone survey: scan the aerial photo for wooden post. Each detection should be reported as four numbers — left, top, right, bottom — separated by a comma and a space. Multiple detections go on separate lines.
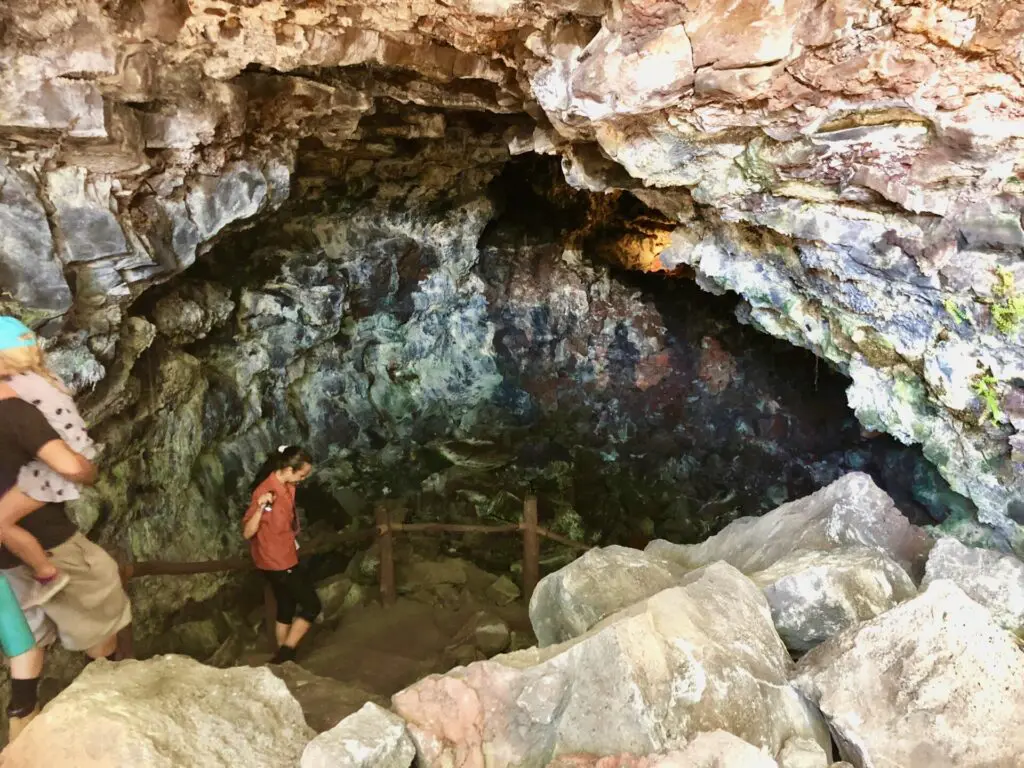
375, 503, 396, 606
522, 494, 539, 603
264, 582, 278, 647
113, 548, 135, 659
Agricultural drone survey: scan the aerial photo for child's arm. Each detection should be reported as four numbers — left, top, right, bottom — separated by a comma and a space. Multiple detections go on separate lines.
35, 441, 97, 485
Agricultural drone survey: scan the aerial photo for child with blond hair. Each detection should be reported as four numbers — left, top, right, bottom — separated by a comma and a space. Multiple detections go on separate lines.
0, 317, 97, 606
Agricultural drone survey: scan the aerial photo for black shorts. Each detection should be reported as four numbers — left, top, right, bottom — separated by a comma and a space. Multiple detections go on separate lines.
261, 565, 322, 624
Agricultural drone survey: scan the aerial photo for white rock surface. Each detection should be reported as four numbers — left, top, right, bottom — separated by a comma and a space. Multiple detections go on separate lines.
545, 730, 780, 767
922, 537, 1024, 634
529, 544, 687, 646
794, 580, 1024, 767
775, 737, 830, 768
394, 562, 829, 768
1, 655, 314, 768
646, 473, 930, 578
750, 547, 917, 652
301, 702, 415, 768
675, 731, 780, 768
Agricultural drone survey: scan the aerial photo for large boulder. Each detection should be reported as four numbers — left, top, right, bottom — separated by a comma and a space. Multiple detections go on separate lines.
794, 580, 1024, 767
647, 473, 930, 579
300, 702, 415, 768
546, 731, 780, 767
922, 537, 1024, 634
750, 547, 917, 652
393, 562, 828, 768
2, 655, 314, 768
529, 545, 687, 646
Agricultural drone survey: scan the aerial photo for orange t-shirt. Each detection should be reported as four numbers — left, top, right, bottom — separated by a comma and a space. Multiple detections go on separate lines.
243, 473, 299, 571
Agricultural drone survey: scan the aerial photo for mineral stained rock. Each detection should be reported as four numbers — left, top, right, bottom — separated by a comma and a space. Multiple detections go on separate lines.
1, 0, 1021, 640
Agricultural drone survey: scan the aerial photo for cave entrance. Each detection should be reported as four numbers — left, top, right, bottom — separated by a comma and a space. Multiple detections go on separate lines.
150, 147, 970, 583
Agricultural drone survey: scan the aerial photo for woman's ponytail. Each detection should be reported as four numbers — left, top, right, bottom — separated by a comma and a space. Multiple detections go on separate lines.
248, 445, 313, 495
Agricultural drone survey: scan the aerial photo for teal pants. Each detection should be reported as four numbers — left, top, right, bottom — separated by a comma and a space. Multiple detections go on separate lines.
0, 575, 35, 658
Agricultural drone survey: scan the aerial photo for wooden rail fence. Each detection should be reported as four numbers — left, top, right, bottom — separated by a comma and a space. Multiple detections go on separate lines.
113, 495, 586, 658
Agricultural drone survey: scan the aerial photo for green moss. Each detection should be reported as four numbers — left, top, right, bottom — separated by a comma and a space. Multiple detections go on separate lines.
550, 504, 586, 542
942, 297, 969, 326
972, 370, 1003, 426
0, 293, 64, 328
856, 329, 902, 369
735, 136, 778, 190
816, 110, 930, 133
992, 268, 1024, 335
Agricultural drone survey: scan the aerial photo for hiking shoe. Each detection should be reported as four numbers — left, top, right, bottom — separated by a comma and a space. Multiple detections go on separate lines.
270, 646, 297, 664
22, 570, 70, 608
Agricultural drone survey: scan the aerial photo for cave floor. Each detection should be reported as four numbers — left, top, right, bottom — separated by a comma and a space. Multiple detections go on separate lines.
237, 565, 533, 728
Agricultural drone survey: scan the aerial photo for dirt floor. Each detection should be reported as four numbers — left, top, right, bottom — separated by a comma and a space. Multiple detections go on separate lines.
243, 555, 535, 731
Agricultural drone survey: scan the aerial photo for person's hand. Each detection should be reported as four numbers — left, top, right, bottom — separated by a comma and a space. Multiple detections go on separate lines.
257, 492, 275, 508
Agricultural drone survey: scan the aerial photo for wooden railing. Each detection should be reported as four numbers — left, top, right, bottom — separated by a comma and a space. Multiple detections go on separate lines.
114, 495, 588, 658
372, 495, 589, 605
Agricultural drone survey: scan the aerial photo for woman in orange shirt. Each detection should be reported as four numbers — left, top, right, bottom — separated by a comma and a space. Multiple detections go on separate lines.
242, 445, 322, 663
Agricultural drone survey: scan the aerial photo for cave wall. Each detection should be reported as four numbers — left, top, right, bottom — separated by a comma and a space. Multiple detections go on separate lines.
62, 136, 960, 646
0, 0, 1022, 583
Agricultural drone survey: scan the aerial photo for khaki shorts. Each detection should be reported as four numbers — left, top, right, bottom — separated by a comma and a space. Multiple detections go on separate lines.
3, 533, 132, 652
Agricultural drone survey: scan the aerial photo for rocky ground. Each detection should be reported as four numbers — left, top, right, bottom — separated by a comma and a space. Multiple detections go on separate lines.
0, 532, 536, 731
7, 472, 1024, 767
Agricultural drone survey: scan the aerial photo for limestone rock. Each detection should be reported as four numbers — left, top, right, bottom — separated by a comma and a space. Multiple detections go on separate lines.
450, 610, 511, 656
775, 737, 829, 768
1, 655, 315, 768
300, 702, 415, 768
546, 731, 780, 767
0, 160, 72, 314
794, 580, 1024, 767
749, 547, 917, 652
646, 473, 930, 579
393, 562, 829, 768
46, 166, 128, 263
668, 731, 780, 768
922, 537, 1024, 634
152, 282, 235, 345
317, 573, 357, 622
487, 574, 521, 605
529, 544, 686, 646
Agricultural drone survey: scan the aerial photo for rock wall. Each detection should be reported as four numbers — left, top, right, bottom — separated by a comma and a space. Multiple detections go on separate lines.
91, 138, 958, 645
521, 0, 1024, 539
1, 0, 1022, 607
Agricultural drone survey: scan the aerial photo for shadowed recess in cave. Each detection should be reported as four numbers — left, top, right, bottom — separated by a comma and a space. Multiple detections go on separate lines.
132, 153, 973, 583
